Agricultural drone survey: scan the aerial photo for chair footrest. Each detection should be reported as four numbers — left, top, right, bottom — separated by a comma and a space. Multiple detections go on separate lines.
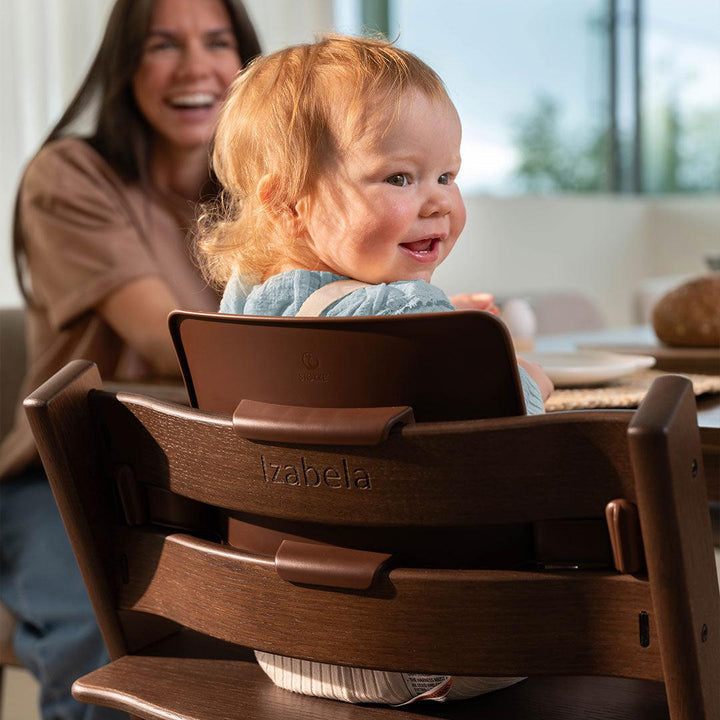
72, 631, 669, 720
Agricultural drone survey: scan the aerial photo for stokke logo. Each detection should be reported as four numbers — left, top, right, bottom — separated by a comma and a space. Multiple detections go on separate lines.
260, 455, 371, 489
298, 351, 328, 383
302, 352, 319, 370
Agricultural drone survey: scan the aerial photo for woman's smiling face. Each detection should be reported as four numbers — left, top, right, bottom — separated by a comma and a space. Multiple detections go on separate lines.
293, 90, 466, 285
133, 0, 242, 152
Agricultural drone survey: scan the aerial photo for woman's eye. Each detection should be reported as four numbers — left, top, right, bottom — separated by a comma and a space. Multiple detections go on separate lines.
207, 36, 236, 50
438, 173, 451, 185
386, 174, 409, 187
146, 40, 176, 53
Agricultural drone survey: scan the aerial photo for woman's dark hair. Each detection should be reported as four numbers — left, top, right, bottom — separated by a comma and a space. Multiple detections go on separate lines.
13, 0, 261, 301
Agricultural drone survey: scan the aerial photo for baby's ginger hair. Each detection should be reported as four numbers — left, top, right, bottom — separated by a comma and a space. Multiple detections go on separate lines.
199, 34, 450, 287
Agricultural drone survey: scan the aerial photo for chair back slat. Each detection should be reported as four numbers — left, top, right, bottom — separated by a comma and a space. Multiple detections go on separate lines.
118, 528, 662, 680
92, 390, 636, 528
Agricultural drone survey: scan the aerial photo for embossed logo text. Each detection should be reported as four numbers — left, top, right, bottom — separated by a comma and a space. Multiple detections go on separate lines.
298, 352, 329, 382
260, 455, 371, 489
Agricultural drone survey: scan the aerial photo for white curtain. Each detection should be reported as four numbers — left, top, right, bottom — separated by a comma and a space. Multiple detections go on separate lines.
0, 0, 335, 307
0, 0, 115, 305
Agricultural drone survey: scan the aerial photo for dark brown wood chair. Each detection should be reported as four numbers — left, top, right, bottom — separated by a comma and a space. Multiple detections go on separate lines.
23, 313, 719, 720
0, 307, 27, 709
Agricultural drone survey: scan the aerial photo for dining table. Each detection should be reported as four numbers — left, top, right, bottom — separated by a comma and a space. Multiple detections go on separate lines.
533, 323, 719, 504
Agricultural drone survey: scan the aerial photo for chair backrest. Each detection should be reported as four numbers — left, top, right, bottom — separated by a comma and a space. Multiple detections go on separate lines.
169, 310, 526, 422
24, 355, 719, 720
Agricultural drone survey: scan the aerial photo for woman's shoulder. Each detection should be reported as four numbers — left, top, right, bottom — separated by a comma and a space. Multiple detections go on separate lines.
30, 136, 106, 173
24, 137, 120, 194
21, 137, 141, 227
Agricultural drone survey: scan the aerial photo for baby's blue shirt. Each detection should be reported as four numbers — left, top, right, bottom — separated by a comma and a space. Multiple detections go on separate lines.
220, 269, 456, 317
220, 269, 544, 414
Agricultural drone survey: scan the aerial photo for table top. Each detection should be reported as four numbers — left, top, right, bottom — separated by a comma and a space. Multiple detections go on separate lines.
105, 325, 720, 434
535, 325, 720, 432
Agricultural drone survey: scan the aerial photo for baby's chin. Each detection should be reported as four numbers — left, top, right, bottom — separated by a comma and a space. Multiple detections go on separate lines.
377, 270, 436, 285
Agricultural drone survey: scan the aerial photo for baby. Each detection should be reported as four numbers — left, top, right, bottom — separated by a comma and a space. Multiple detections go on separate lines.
199, 34, 551, 705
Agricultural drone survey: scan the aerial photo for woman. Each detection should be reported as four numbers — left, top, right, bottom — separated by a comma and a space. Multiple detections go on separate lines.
0, 1, 260, 717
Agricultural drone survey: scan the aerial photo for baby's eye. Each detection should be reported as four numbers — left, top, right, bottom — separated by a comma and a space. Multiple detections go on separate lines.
386, 173, 409, 187
438, 173, 451, 185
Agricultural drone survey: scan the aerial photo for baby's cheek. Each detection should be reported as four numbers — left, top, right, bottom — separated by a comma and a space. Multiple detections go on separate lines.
452, 192, 467, 234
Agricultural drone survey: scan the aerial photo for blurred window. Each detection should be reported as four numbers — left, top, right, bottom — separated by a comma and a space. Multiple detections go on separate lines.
335, 0, 720, 195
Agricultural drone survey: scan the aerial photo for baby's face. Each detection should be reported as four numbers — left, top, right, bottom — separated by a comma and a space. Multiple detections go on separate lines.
295, 90, 466, 285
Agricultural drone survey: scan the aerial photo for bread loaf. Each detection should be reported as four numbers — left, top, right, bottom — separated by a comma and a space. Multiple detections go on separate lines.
652, 274, 720, 347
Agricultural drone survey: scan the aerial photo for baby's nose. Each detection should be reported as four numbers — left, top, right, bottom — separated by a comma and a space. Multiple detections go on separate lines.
420, 187, 451, 217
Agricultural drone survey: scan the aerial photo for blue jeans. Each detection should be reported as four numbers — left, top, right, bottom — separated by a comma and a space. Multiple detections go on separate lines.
0, 469, 124, 720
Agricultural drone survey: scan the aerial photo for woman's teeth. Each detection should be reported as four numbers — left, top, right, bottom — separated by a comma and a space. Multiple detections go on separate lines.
169, 93, 215, 108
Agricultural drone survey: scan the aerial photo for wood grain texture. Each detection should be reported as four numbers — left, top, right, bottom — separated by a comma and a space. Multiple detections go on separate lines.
629, 376, 720, 720
25, 359, 719, 720
115, 529, 662, 679
23, 360, 129, 659
73, 631, 670, 720
92, 390, 636, 527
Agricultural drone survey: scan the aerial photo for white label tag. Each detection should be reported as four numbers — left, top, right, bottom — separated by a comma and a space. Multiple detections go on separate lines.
394, 674, 453, 705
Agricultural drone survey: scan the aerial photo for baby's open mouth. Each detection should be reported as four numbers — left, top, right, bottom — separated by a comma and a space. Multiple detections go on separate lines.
168, 93, 217, 109
400, 237, 439, 253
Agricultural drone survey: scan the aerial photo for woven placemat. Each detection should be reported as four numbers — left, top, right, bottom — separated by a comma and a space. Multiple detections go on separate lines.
545, 370, 720, 412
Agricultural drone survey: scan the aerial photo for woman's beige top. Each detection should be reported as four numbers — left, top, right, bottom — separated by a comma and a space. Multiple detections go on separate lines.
0, 138, 219, 479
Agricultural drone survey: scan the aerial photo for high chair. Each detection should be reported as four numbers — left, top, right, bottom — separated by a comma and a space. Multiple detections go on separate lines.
0, 307, 28, 710
22, 310, 719, 720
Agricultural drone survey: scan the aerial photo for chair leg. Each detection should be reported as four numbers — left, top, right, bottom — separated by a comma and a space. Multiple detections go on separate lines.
629, 376, 720, 720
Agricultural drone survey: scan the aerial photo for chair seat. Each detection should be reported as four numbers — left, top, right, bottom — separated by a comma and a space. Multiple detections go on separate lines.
73, 631, 669, 720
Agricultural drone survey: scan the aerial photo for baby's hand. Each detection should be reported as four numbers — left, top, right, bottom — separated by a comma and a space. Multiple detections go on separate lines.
517, 356, 554, 402
450, 292, 499, 315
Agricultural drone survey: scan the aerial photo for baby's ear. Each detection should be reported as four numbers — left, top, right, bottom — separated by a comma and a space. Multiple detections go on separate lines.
257, 174, 302, 231
258, 174, 305, 236
257, 174, 283, 213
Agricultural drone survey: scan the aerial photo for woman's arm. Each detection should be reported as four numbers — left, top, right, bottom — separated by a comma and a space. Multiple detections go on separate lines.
97, 276, 181, 377
21, 140, 196, 379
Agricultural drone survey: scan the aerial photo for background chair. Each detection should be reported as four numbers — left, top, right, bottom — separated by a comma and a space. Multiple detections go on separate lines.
499, 291, 606, 336
23, 307, 718, 720
0, 307, 27, 710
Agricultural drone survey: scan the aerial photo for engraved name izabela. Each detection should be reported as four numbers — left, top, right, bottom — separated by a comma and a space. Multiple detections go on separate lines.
260, 455, 371, 490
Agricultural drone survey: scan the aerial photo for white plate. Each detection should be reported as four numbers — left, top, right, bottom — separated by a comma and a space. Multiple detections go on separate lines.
520, 350, 656, 388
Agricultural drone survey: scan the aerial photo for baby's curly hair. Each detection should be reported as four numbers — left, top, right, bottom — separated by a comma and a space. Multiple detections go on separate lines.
198, 34, 450, 289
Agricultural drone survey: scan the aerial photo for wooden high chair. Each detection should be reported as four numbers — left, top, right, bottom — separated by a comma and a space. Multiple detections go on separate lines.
22, 310, 719, 720
0, 307, 28, 709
